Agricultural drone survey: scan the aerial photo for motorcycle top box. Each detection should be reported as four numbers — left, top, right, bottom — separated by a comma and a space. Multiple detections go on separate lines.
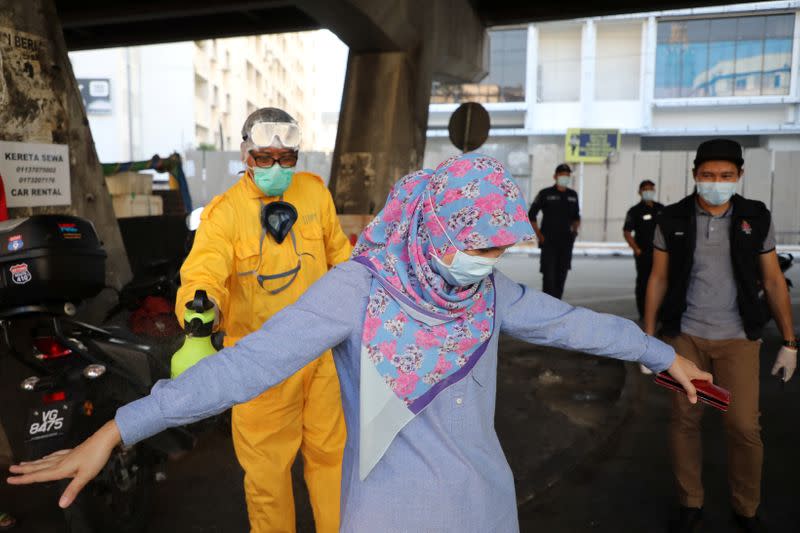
0, 215, 106, 309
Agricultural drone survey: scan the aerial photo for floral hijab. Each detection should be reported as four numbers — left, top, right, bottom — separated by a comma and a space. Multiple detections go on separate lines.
351, 153, 534, 479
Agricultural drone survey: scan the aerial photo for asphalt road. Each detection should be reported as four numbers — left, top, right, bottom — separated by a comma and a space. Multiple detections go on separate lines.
509, 254, 800, 533
2, 255, 798, 532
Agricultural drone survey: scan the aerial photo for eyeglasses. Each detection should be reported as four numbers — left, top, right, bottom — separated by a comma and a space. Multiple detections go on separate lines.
250, 153, 298, 168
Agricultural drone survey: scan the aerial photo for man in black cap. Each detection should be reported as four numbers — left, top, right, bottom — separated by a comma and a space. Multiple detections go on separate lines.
645, 138, 796, 533
624, 179, 664, 323
528, 163, 581, 299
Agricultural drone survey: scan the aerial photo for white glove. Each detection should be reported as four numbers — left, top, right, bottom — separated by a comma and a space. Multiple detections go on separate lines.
771, 346, 797, 382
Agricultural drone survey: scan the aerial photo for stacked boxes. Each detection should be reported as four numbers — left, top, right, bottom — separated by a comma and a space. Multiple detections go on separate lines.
105, 172, 164, 218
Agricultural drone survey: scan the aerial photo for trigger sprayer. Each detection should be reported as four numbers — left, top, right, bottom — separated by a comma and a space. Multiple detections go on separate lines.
170, 290, 218, 378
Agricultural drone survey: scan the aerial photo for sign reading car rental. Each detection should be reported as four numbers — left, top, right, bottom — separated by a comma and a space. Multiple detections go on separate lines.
565, 128, 620, 164
0, 141, 71, 207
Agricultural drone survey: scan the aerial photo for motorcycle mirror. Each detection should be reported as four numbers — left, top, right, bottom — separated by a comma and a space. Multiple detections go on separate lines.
187, 207, 204, 231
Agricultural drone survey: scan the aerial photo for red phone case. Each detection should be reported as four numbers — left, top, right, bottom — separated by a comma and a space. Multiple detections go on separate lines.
654, 372, 731, 412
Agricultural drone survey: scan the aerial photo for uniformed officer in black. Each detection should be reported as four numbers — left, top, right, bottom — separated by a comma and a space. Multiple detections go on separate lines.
528, 163, 581, 299
623, 179, 664, 320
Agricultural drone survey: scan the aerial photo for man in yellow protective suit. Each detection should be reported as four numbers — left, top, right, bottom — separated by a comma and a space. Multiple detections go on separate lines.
176, 108, 351, 532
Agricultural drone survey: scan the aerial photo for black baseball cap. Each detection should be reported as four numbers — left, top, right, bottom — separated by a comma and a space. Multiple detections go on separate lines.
554, 163, 572, 174
693, 139, 744, 169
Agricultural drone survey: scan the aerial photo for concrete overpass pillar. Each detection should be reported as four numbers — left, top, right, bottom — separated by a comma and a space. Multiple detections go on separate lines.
0, 1, 131, 305
323, 0, 487, 215
328, 49, 431, 214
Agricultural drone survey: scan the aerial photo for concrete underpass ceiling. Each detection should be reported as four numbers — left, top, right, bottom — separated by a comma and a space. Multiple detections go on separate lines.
471, 0, 758, 26
56, 0, 758, 51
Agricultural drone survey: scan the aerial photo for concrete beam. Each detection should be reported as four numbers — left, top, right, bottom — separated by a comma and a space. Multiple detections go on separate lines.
299, 0, 419, 52
0, 0, 131, 311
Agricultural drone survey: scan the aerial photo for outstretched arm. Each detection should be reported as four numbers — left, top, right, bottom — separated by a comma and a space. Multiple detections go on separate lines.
8, 261, 369, 506
494, 272, 711, 401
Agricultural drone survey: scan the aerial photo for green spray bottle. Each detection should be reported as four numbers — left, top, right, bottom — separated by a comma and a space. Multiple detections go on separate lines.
170, 290, 218, 378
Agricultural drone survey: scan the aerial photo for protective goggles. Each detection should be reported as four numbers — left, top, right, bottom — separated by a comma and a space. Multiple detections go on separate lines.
245, 121, 301, 150
237, 200, 314, 295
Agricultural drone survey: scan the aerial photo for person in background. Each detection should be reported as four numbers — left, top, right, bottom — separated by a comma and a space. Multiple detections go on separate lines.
645, 139, 796, 533
623, 179, 664, 374
176, 107, 352, 532
528, 163, 581, 299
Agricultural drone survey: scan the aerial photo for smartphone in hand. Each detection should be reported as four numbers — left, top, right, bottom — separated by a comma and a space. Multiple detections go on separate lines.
654, 372, 731, 412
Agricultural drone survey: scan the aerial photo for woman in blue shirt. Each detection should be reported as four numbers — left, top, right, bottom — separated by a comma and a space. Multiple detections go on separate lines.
8, 153, 709, 532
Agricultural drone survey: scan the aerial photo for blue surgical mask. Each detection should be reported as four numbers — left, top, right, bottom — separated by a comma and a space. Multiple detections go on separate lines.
696, 181, 737, 206
252, 165, 294, 196
556, 176, 572, 188
426, 192, 501, 286
641, 190, 656, 202
432, 251, 498, 287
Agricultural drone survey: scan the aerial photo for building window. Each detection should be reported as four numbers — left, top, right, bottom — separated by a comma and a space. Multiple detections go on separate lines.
655, 13, 794, 98
537, 25, 582, 102
595, 22, 642, 101
430, 28, 527, 104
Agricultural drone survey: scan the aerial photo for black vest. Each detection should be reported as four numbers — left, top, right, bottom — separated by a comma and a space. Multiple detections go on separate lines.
657, 194, 771, 340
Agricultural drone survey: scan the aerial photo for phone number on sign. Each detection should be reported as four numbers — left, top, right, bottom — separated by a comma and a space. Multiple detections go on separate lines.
16, 166, 57, 174
16, 176, 57, 184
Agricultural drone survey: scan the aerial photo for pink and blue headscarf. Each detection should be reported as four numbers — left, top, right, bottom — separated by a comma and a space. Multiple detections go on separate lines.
352, 153, 534, 478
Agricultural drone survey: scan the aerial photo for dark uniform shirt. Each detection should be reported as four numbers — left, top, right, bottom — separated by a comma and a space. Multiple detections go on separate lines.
528, 185, 580, 239
623, 201, 664, 253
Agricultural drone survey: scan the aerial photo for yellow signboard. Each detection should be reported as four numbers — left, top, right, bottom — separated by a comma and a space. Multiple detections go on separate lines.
565, 128, 620, 163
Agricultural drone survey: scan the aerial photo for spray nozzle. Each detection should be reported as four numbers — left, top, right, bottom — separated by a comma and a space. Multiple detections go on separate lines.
187, 290, 215, 313
183, 290, 216, 336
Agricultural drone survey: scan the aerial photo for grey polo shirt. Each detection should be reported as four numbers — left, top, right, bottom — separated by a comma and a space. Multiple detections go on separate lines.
654, 201, 775, 340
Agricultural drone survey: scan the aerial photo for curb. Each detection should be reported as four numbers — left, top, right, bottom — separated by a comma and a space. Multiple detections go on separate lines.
516, 360, 640, 509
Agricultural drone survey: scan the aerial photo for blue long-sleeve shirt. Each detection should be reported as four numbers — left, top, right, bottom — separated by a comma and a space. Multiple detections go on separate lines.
116, 260, 674, 532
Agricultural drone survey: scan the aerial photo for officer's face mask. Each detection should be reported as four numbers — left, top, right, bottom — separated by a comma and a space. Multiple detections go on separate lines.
696, 180, 738, 206
641, 190, 656, 202
253, 165, 294, 197
556, 174, 572, 188
427, 192, 501, 287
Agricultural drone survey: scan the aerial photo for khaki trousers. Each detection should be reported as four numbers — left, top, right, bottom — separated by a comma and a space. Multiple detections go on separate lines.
663, 333, 763, 517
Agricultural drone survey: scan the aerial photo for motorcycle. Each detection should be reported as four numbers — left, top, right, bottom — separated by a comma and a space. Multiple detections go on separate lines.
0, 215, 193, 533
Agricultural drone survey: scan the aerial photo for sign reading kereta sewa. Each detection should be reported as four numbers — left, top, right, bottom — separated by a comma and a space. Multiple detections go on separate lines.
565, 128, 620, 164
0, 141, 71, 207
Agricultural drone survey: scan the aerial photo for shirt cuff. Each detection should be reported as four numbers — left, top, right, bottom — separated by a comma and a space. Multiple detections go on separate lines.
115, 394, 171, 447
638, 335, 676, 374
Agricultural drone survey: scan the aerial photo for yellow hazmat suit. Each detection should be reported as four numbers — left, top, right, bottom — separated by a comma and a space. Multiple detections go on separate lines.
176, 171, 351, 532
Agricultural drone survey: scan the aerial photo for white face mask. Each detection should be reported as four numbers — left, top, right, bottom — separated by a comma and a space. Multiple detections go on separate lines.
427, 192, 502, 286
432, 251, 499, 287
696, 181, 738, 206
556, 175, 572, 188
641, 190, 656, 202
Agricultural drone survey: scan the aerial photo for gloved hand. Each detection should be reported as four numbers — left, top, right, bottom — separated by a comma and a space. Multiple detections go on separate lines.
771, 346, 797, 382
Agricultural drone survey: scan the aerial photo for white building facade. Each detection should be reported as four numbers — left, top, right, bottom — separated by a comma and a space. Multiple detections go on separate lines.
428, 1, 800, 152
69, 32, 324, 164
424, 1, 800, 244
